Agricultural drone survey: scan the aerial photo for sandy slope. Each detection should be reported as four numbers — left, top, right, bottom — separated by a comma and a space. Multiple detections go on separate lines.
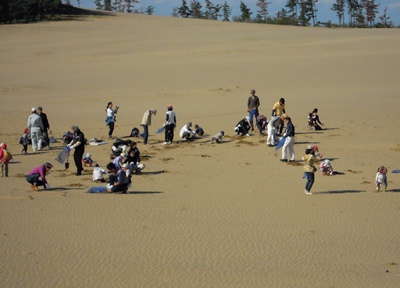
1, 12, 400, 287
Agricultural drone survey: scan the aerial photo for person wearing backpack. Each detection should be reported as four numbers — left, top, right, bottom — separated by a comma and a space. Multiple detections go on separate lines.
19, 128, 30, 154
0, 143, 12, 177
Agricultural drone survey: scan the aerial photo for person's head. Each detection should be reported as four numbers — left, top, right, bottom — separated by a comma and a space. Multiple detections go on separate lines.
44, 162, 53, 171
305, 145, 314, 155
195, 124, 199, 129
106, 162, 117, 172
24, 128, 30, 134
120, 153, 126, 159
31, 107, 37, 114
1, 143, 7, 149
94, 164, 99, 168
313, 146, 319, 153
107, 102, 113, 108
312, 108, 318, 114
37, 106, 43, 114
279, 98, 285, 105
121, 163, 129, 170
250, 89, 256, 95
150, 109, 157, 115
245, 116, 250, 123
167, 105, 173, 111
324, 159, 331, 167
187, 122, 192, 127
131, 141, 137, 148
280, 114, 287, 120
220, 130, 225, 136
126, 140, 132, 146
85, 152, 91, 159
71, 125, 79, 133
284, 117, 291, 124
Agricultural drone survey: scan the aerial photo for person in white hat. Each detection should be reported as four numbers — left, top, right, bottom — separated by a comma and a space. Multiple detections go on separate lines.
320, 159, 334, 176
27, 107, 44, 151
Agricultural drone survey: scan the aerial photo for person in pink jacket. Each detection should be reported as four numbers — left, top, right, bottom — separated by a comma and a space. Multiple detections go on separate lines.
26, 162, 53, 190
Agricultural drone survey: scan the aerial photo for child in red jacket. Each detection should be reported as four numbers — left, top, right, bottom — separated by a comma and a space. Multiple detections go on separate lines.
0, 143, 12, 177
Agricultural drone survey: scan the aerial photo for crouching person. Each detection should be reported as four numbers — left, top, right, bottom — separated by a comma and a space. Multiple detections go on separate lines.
93, 164, 107, 183
211, 131, 224, 144
180, 122, 196, 140
106, 162, 129, 193
26, 162, 53, 190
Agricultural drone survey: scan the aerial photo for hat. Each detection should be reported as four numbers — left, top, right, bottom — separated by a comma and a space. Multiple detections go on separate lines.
94, 164, 99, 167
31, 107, 36, 112
281, 114, 287, 119
167, 105, 173, 111
1, 143, 6, 149
245, 116, 250, 122
306, 145, 313, 150
24, 128, 30, 133
37, 106, 43, 111
313, 145, 319, 152
187, 122, 192, 127
151, 109, 157, 115
280, 98, 285, 104
324, 159, 331, 167
120, 153, 126, 158
85, 153, 91, 158
122, 163, 128, 169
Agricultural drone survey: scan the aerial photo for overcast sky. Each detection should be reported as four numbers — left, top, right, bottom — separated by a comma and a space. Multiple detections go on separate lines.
77, 0, 400, 26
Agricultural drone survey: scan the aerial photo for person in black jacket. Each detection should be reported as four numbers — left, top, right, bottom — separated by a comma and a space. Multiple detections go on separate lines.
37, 106, 50, 149
68, 125, 85, 176
281, 117, 295, 162
234, 116, 251, 136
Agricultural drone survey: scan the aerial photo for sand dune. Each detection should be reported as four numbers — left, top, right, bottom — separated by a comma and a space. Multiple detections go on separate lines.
1, 12, 400, 287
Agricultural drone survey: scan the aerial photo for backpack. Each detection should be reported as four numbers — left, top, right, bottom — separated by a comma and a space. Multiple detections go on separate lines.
3, 150, 12, 161
19, 136, 24, 145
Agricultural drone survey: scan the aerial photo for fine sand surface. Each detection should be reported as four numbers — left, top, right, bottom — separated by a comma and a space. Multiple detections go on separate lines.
1, 12, 400, 287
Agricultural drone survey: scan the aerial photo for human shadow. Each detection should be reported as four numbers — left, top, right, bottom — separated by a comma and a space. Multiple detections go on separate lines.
318, 189, 365, 194
323, 127, 340, 131
139, 170, 166, 175
296, 131, 324, 135
387, 189, 400, 193
129, 191, 164, 195
50, 187, 85, 191
295, 141, 320, 145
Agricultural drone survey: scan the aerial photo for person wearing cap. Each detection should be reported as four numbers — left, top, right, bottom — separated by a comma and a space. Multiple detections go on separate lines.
211, 131, 224, 144
179, 122, 196, 141
312, 145, 323, 159
19, 128, 30, 154
105, 102, 120, 139
82, 152, 93, 167
92, 164, 107, 183
163, 105, 176, 145
141, 109, 157, 145
281, 117, 295, 162
113, 152, 125, 171
272, 98, 286, 135
0, 143, 12, 177
302, 145, 320, 195
320, 159, 334, 176
111, 163, 130, 193
267, 114, 286, 146
68, 125, 86, 176
234, 116, 251, 136
26, 162, 53, 190
247, 89, 260, 131
27, 107, 44, 152
37, 106, 51, 149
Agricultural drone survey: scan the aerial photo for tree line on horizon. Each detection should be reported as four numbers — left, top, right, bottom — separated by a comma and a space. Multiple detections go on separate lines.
0, 0, 396, 27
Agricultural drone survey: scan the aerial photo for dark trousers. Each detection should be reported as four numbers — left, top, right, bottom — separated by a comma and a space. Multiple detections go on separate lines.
305, 172, 315, 192
278, 119, 284, 134
74, 147, 85, 175
22, 144, 28, 153
43, 130, 50, 147
26, 174, 44, 187
165, 124, 175, 143
141, 124, 149, 144
108, 122, 115, 137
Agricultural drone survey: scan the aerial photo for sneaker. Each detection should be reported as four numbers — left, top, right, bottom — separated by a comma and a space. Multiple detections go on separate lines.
29, 184, 38, 191
162, 142, 168, 145
289, 160, 295, 163
167, 141, 172, 145
280, 159, 288, 162
245, 134, 250, 137
304, 190, 313, 195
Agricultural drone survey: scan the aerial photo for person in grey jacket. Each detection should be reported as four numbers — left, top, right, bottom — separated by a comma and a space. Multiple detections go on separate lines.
267, 114, 286, 147
27, 108, 44, 151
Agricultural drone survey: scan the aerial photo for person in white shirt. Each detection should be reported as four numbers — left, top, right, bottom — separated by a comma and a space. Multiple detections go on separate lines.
163, 105, 176, 145
92, 164, 107, 183
105, 102, 119, 139
179, 122, 196, 140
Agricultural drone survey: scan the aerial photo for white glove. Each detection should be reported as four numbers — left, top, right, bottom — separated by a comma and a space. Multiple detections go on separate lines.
69, 145, 75, 150
45, 183, 50, 190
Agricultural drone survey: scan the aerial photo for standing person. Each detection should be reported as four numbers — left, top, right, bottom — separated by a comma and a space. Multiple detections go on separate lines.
141, 109, 157, 145
272, 98, 286, 135
27, 108, 44, 152
281, 117, 295, 162
19, 128, 30, 154
267, 114, 286, 147
163, 105, 176, 145
68, 125, 86, 176
0, 143, 12, 177
37, 106, 50, 149
247, 89, 260, 131
105, 102, 119, 139
302, 145, 320, 195
26, 162, 53, 190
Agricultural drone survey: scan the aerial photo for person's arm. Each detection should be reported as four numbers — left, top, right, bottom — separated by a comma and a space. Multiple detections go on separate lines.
39, 166, 48, 185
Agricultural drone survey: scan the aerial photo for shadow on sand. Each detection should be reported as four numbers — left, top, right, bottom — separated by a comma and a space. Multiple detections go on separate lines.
318, 189, 365, 194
